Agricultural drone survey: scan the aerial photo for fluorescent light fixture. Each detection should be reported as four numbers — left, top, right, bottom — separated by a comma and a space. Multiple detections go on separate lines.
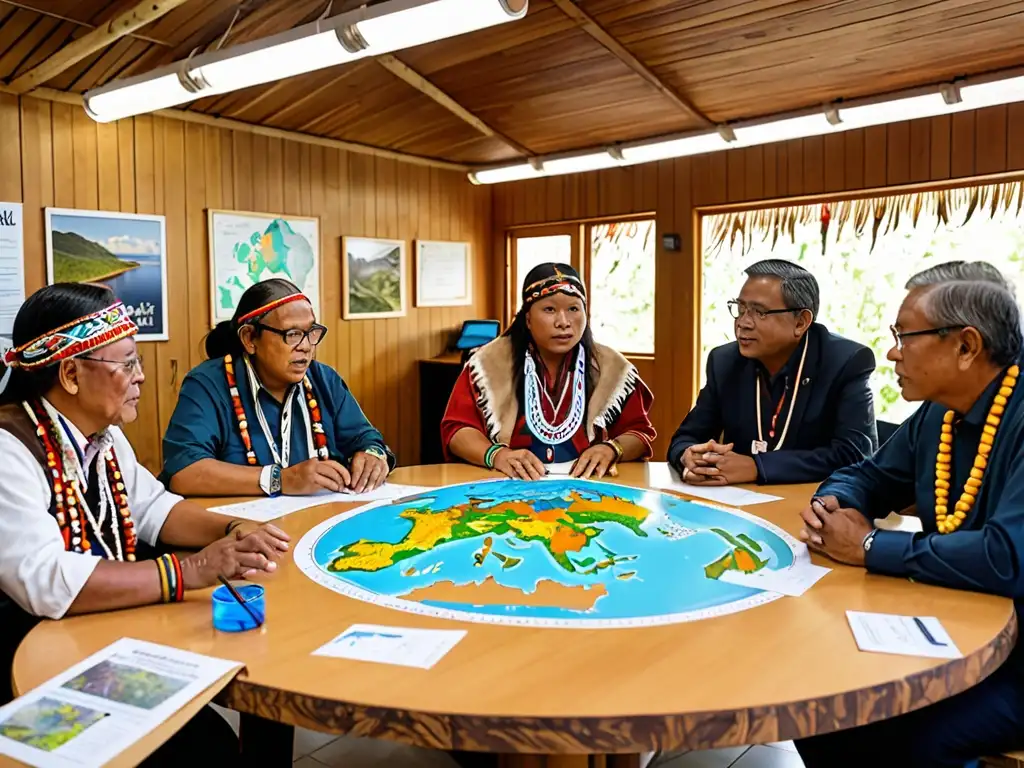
352, 0, 528, 55
85, 73, 195, 123
83, 0, 528, 123
836, 93, 953, 128
189, 32, 365, 96
619, 132, 730, 164
732, 113, 836, 146
961, 75, 1024, 109
470, 163, 544, 184
543, 152, 622, 175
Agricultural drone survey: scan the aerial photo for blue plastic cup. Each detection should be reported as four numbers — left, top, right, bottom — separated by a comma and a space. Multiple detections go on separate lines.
211, 583, 266, 632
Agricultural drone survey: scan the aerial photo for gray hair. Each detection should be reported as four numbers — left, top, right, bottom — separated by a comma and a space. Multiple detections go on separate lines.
743, 259, 820, 318
906, 260, 1014, 295
919, 280, 1022, 366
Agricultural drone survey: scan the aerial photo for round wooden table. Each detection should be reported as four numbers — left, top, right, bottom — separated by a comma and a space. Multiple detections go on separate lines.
12, 464, 1017, 767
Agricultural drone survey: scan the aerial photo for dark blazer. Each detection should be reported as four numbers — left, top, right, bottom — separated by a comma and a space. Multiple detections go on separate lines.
667, 323, 878, 484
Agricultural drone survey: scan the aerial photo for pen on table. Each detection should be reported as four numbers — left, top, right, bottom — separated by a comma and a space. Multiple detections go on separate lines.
217, 575, 264, 626
912, 616, 946, 646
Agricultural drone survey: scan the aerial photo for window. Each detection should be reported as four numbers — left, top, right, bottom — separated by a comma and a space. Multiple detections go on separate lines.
507, 218, 656, 356
588, 220, 655, 355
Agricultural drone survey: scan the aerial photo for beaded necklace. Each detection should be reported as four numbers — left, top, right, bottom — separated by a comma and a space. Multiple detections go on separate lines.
524, 345, 586, 457
23, 398, 137, 561
935, 364, 1019, 534
224, 354, 329, 467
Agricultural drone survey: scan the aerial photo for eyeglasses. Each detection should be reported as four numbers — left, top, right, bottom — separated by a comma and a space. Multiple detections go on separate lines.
727, 299, 805, 321
79, 354, 144, 375
889, 325, 964, 351
253, 322, 328, 349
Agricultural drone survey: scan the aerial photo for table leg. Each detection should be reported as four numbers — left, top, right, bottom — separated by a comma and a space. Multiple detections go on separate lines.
238, 712, 293, 763
496, 755, 644, 767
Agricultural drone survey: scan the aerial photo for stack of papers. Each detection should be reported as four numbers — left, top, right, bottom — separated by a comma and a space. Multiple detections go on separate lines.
646, 463, 782, 506
0, 638, 242, 767
208, 483, 432, 522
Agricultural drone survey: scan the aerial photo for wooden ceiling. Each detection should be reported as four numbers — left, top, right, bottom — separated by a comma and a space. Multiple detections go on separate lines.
2, 0, 1024, 167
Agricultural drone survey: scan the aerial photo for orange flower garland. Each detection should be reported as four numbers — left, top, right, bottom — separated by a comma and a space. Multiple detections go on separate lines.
935, 364, 1019, 534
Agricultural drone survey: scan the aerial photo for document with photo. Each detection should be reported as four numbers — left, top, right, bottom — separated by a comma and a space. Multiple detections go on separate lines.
0, 638, 242, 767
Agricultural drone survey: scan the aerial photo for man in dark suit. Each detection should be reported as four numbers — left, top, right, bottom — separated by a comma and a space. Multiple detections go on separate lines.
667, 259, 877, 485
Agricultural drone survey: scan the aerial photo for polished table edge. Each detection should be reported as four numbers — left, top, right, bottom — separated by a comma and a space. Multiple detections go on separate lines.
211, 609, 1017, 754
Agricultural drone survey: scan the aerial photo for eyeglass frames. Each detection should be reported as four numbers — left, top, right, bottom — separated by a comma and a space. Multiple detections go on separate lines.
253, 322, 328, 349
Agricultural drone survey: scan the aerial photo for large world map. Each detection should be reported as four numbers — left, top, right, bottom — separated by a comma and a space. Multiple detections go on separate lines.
295, 479, 804, 628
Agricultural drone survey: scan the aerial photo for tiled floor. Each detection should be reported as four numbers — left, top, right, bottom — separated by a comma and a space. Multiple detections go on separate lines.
213, 707, 804, 767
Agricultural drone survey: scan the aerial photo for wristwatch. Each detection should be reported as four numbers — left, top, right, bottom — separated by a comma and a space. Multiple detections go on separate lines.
363, 446, 388, 462
862, 529, 878, 552
259, 464, 282, 497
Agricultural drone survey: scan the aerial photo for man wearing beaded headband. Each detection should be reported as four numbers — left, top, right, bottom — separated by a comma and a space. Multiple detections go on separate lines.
441, 262, 656, 479
795, 279, 1024, 765
162, 278, 393, 497
0, 283, 290, 758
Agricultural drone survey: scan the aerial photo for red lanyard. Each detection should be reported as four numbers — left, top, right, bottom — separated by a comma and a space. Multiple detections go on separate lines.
765, 378, 788, 440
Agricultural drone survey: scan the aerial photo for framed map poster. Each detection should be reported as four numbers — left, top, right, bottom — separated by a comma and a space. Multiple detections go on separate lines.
414, 240, 472, 307
342, 236, 407, 320
207, 209, 321, 325
45, 208, 169, 341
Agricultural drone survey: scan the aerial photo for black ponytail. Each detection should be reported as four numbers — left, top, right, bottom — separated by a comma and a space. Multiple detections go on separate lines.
203, 278, 303, 359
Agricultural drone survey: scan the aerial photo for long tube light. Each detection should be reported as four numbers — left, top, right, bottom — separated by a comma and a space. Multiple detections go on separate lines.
469, 68, 1024, 184
83, 0, 527, 123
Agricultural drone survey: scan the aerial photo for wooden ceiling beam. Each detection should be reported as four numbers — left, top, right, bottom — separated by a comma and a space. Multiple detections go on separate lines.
5, 0, 192, 94
549, 0, 712, 127
0, 1, 172, 46
375, 54, 534, 156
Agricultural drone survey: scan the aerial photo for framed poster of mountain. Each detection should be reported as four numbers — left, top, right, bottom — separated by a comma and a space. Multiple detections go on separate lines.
45, 208, 169, 341
342, 237, 407, 320
414, 240, 472, 307
207, 209, 321, 325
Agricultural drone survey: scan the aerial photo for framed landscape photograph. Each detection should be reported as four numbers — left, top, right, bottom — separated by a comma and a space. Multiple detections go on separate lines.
207, 209, 321, 325
414, 240, 472, 307
45, 208, 169, 341
342, 237, 407, 319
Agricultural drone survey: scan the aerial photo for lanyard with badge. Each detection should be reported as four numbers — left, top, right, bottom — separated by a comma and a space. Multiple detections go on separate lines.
752, 333, 809, 455
243, 356, 314, 467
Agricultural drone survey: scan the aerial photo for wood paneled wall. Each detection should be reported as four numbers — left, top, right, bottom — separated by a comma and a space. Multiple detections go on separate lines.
493, 105, 1024, 458
0, 94, 494, 474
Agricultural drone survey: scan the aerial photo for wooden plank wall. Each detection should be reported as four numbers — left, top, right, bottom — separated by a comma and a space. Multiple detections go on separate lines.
493, 105, 1024, 459
0, 93, 494, 474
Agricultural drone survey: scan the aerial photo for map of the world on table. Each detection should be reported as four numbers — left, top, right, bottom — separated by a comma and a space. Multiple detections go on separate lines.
295, 479, 804, 628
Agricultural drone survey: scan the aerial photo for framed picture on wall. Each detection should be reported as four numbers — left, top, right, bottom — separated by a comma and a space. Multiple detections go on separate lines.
207, 209, 321, 326
45, 207, 169, 341
414, 240, 472, 307
342, 236, 407, 320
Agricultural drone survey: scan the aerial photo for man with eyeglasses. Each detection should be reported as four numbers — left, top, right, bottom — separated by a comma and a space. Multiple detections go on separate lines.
161, 279, 394, 497
667, 259, 877, 485
794, 279, 1024, 766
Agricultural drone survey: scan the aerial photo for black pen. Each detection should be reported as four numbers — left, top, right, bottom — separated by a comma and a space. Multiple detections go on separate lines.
218, 575, 264, 627
912, 616, 946, 646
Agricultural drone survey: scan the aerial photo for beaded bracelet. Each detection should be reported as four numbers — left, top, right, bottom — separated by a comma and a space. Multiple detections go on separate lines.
483, 443, 506, 469
156, 554, 184, 603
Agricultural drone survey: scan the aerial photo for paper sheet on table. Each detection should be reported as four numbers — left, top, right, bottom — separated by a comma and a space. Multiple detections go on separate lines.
846, 610, 962, 659
646, 462, 782, 506
0, 638, 242, 768
544, 461, 575, 475
313, 624, 466, 670
207, 483, 433, 522
719, 561, 831, 596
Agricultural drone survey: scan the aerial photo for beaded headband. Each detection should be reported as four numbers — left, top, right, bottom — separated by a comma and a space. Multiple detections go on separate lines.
2, 302, 137, 371
522, 268, 587, 308
236, 293, 310, 325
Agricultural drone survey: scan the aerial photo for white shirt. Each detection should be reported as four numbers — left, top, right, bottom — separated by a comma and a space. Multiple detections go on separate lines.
0, 405, 183, 619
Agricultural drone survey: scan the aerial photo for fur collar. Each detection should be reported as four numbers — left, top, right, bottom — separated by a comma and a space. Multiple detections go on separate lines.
466, 336, 639, 444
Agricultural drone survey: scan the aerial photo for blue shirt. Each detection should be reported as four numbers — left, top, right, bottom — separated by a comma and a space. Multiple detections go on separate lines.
160, 358, 393, 483
818, 369, 1024, 654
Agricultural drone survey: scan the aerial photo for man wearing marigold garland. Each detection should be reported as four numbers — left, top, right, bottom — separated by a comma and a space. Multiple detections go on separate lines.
796, 279, 1024, 765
